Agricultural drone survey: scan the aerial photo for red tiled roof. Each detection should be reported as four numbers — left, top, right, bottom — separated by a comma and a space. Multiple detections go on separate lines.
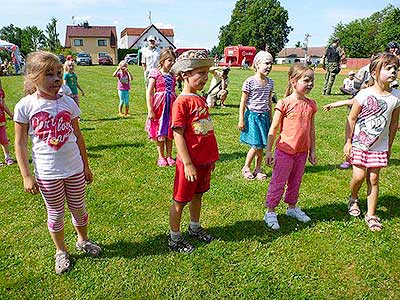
65, 25, 117, 48
277, 47, 326, 58
121, 27, 174, 38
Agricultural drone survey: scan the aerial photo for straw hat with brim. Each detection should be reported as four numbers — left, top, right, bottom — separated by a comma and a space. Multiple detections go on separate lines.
171, 50, 213, 75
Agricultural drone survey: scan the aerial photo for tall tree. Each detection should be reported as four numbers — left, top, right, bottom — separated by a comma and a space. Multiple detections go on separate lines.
46, 17, 61, 52
0, 24, 23, 47
20, 26, 46, 54
217, 0, 292, 56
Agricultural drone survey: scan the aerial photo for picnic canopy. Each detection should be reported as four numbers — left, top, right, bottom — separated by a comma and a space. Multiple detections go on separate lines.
0, 39, 23, 65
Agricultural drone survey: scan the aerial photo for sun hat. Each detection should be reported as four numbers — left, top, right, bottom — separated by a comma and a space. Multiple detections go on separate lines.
171, 50, 213, 75
252, 51, 273, 68
147, 35, 156, 41
348, 71, 355, 76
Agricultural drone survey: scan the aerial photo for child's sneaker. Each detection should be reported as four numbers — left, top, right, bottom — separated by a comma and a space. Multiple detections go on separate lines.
76, 240, 101, 257
166, 157, 176, 166
168, 236, 195, 253
5, 158, 14, 166
188, 226, 214, 243
157, 157, 168, 167
339, 161, 351, 169
286, 207, 311, 223
263, 211, 280, 230
55, 251, 71, 275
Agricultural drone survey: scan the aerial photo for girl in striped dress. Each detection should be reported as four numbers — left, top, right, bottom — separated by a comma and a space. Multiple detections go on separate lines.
14, 51, 101, 274
345, 52, 400, 231
238, 51, 274, 180
146, 48, 177, 167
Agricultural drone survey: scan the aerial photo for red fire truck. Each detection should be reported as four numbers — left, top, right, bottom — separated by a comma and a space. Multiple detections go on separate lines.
219, 45, 257, 67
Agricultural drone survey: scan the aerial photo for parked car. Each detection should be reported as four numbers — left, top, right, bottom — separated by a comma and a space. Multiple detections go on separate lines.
98, 55, 113, 65
124, 53, 138, 64
76, 52, 92, 65
57, 54, 65, 64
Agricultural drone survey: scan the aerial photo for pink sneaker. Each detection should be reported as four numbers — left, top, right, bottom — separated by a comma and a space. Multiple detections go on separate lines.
157, 157, 168, 167
166, 157, 176, 166
340, 161, 351, 169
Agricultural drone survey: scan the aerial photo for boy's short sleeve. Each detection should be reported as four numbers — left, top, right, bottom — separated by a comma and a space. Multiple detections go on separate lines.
63, 73, 68, 80
171, 99, 186, 129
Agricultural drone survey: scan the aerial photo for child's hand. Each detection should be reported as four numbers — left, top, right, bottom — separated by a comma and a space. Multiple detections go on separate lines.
265, 151, 274, 166
23, 175, 39, 194
323, 104, 331, 112
147, 110, 155, 120
308, 151, 317, 165
184, 162, 197, 182
343, 142, 352, 160
84, 166, 93, 184
238, 120, 245, 131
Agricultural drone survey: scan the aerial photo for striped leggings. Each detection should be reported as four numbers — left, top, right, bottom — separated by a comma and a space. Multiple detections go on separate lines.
36, 172, 88, 232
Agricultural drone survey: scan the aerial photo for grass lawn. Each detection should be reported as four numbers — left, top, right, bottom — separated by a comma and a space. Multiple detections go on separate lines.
1, 64, 400, 299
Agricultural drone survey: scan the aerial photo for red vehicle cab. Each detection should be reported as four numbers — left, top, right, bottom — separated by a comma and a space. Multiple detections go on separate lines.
98, 55, 113, 65
219, 46, 256, 67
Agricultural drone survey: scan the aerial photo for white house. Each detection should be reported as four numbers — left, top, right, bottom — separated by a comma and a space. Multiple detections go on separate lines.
120, 24, 175, 50
276, 47, 325, 64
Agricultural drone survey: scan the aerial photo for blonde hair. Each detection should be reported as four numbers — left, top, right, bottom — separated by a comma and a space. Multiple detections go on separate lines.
284, 63, 313, 97
63, 59, 75, 73
158, 48, 176, 69
367, 52, 399, 88
118, 60, 128, 68
24, 51, 63, 95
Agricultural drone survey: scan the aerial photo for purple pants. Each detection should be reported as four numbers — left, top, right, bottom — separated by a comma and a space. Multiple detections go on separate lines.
265, 148, 307, 209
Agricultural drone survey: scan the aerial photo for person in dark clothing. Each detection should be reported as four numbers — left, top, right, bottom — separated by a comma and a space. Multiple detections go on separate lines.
322, 38, 346, 95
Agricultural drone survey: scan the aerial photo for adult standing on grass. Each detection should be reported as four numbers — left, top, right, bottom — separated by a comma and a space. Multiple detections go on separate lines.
263, 63, 317, 230
322, 38, 345, 95
238, 51, 274, 181
344, 52, 400, 231
168, 50, 218, 253
14, 51, 101, 274
113, 60, 133, 117
141, 35, 160, 87
145, 48, 177, 167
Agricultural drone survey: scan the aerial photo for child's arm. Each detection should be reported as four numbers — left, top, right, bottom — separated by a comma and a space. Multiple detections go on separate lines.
265, 108, 283, 166
238, 91, 248, 131
344, 100, 362, 159
112, 67, 120, 77
173, 128, 197, 182
1, 98, 13, 119
127, 71, 133, 81
146, 78, 156, 119
308, 115, 317, 165
268, 91, 273, 122
71, 117, 92, 183
388, 107, 400, 158
15, 122, 39, 194
76, 80, 85, 96
323, 99, 354, 111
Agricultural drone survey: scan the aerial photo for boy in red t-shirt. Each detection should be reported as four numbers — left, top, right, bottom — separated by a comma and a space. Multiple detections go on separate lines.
168, 50, 219, 253
0, 79, 15, 166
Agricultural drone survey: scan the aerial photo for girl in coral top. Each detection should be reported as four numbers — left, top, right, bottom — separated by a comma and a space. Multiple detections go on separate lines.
263, 63, 317, 230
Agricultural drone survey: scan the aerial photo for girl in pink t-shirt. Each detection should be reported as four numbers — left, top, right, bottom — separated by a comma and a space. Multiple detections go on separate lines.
263, 63, 317, 230
113, 60, 133, 116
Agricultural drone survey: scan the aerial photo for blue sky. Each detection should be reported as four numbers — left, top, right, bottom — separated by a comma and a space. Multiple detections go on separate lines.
1, 0, 397, 49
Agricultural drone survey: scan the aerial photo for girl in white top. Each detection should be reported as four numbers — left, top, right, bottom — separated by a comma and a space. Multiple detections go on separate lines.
14, 51, 101, 274
345, 52, 400, 231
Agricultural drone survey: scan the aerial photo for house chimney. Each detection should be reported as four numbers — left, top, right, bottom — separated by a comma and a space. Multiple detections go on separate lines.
83, 21, 89, 28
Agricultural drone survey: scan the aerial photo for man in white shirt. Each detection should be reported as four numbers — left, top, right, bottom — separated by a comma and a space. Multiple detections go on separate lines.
141, 35, 160, 87
340, 71, 357, 97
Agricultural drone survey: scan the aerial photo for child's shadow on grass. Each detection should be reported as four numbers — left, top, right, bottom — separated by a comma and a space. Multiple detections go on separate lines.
87, 142, 144, 152
219, 152, 243, 162
99, 195, 400, 258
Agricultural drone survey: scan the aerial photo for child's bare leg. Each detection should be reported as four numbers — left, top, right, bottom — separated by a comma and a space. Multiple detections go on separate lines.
169, 201, 186, 232
188, 193, 202, 223
349, 165, 366, 212
254, 149, 263, 170
366, 168, 380, 216
125, 105, 129, 115
165, 139, 173, 158
1, 143, 10, 159
118, 104, 123, 114
243, 148, 257, 169
156, 140, 165, 159
74, 225, 89, 243
49, 230, 67, 252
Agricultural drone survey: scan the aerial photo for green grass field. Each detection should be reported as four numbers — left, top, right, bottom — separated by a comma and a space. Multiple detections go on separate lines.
1, 65, 399, 299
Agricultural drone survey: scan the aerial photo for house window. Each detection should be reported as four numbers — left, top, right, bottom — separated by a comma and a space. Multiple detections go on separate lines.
98, 39, 107, 46
74, 39, 83, 46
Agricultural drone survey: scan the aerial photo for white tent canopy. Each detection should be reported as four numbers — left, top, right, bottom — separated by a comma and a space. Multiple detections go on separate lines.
0, 39, 17, 51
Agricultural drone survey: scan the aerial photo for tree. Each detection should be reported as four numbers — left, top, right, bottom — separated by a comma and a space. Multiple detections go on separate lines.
295, 41, 302, 48
217, 0, 292, 56
46, 17, 61, 52
20, 26, 46, 54
0, 24, 23, 47
330, 4, 400, 57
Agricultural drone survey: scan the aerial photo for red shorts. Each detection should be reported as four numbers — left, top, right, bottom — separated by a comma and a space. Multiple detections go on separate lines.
0, 126, 9, 145
173, 158, 214, 203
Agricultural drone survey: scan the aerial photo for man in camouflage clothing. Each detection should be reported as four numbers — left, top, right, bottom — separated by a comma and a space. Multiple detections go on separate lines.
322, 38, 346, 95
